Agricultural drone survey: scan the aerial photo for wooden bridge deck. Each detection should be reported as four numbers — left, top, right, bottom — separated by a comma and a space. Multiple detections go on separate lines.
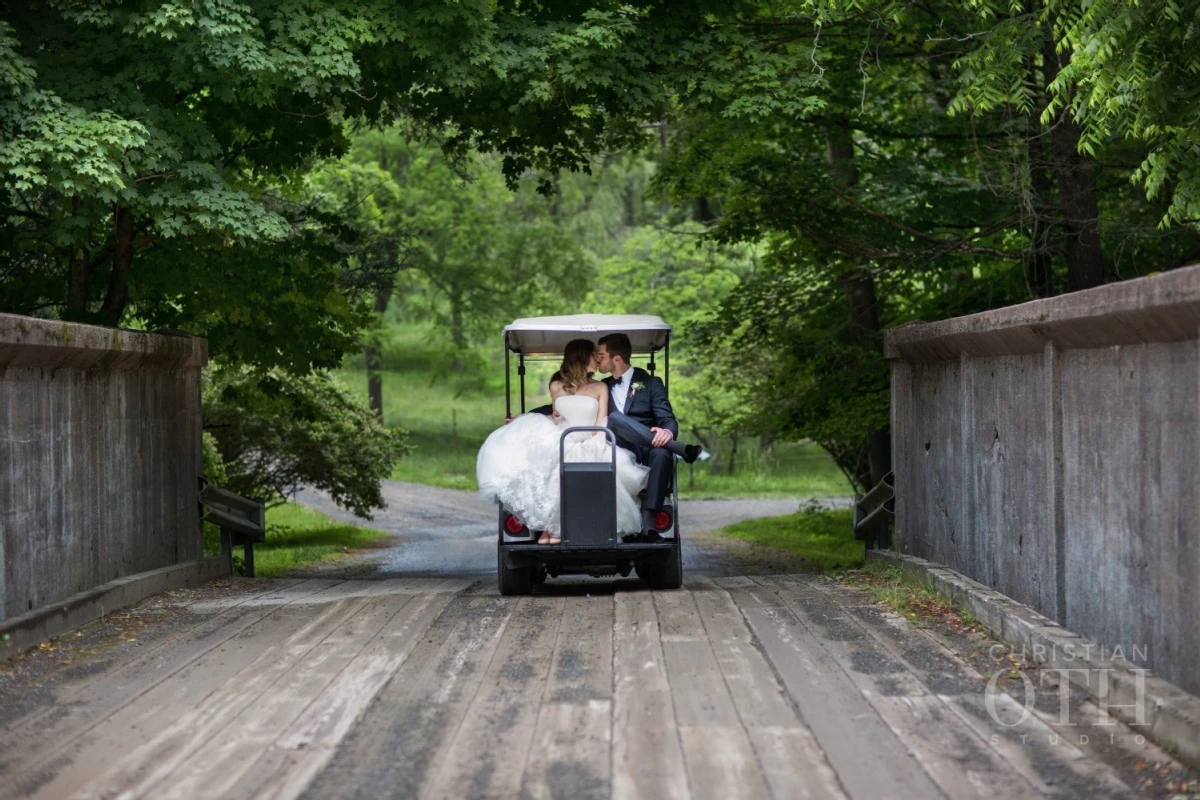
0, 575, 1161, 799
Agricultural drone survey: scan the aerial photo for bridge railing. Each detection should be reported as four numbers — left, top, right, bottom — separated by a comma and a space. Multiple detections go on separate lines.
884, 264, 1200, 695
0, 314, 207, 623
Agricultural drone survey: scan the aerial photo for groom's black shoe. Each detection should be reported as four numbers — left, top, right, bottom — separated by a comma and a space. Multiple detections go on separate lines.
682, 444, 703, 464
642, 530, 664, 544
622, 533, 644, 544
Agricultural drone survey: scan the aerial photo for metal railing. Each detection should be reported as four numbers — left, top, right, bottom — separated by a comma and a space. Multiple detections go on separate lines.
852, 471, 894, 549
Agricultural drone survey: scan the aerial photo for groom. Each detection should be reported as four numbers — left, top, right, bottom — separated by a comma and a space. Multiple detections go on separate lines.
596, 333, 701, 542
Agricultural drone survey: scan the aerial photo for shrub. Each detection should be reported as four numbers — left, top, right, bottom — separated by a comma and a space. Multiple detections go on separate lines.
203, 366, 409, 518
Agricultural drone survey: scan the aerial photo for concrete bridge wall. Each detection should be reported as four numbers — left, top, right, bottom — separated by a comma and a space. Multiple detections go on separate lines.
886, 266, 1200, 694
0, 315, 207, 621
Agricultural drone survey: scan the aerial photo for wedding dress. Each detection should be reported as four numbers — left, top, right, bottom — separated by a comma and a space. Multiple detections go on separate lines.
476, 394, 649, 535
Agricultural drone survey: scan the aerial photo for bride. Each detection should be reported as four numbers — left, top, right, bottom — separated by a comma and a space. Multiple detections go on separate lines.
476, 339, 649, 544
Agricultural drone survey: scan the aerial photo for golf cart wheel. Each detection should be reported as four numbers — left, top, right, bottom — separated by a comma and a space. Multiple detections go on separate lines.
497, 549, 533, 596
637, 540, 683, 590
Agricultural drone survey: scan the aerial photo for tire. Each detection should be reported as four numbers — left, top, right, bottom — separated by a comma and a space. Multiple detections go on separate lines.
497, 548, 533, 595
637, 539, 683, 590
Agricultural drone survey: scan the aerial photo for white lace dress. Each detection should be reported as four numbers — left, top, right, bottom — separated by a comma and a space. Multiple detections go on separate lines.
476, 394, 649, 535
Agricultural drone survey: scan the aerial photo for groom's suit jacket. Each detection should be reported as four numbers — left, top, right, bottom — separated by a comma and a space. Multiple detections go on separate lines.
604, 367, 678, 439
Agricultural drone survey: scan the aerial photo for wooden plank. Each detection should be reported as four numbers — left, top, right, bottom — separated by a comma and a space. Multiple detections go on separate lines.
407, 577, 477, 594
0, 579, 343, 788
717, 578, 945, 800
12, 580, 358, 798
59, 590, 371, 800
291, 595, 518, 800
654, 589, 770, 800
520, 594, 615, 800
690, 578, 846, 800
138, 589, 420, 799
799, 577, 1137, 796
611, 591, 690, 800
422, 596, 565, 798
755, 576, 1041, 799
0, 578, 306, 735
223, 589, 460, 800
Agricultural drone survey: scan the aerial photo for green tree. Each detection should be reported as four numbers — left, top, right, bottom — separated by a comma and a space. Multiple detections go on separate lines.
587, 223, 754, 461
951, 0, 1200, 228
641, 0, 1199, 487
307, 151, 412, 414
0, 1, 768, 368
342, 130, 592, 368
203, 366, 409, 517
0, 5, 402, 369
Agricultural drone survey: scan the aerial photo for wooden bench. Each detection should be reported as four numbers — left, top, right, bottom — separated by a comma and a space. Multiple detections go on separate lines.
199, 481, 266, 577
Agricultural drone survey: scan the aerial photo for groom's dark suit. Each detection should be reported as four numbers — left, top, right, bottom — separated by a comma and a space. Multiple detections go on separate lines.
604, 367, 678, 514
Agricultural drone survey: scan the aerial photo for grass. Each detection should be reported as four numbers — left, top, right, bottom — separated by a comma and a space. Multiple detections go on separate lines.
337, 363, 853, 499
205, 502, 391, 578
676, 443, 851, 499
834, 562, 984, 631
337, 364, 531, 491
710, 506, 865, 571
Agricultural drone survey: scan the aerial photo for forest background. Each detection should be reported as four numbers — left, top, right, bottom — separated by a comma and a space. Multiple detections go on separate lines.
4, 0, 1200, 518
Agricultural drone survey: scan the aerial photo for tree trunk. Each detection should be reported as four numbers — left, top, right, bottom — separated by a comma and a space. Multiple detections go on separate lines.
658, 124, 670, 217
65, 197, 91, 318
826, 121, 891, 489
845, 264, 892, 488
1027, 121, 1057, 298
98, 205, 134, 326
1042, 40, 1104, 292
450, 289, 466, 371
365, 282, 392, 421
621, 180, 637, 229
66, 248, 91, 318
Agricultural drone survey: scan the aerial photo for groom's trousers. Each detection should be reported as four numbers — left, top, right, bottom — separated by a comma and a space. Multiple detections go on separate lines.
606, 411, 674, 513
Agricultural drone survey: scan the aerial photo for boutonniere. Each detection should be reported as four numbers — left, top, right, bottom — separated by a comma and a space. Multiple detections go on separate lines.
631, 381, 645, 395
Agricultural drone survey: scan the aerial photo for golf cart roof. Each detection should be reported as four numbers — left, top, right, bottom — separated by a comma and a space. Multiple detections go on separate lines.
504, 314, 672, 355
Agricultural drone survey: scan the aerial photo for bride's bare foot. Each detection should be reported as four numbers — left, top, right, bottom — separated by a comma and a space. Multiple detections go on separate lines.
537, 531, 551, 544
548, 535, 562, 545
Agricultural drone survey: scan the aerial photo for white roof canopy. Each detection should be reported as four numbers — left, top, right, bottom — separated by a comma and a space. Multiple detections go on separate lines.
504, 314, 672, 355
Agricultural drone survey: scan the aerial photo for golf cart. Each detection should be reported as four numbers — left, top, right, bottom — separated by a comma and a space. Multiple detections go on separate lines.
496, 314, 683, 595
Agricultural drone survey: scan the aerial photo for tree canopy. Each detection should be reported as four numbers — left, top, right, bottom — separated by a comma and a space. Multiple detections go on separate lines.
4, 0, 1200, 494
0, 1, 710, 368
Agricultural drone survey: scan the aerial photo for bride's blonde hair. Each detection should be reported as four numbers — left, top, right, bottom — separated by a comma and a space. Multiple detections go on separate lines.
553, 339, 595, 394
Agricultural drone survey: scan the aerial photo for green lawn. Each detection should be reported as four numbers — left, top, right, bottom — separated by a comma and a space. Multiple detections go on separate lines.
389, 431, 486, 490
337, 364, 853, 499
710, 507, 864, 571
337, 364, 531, 491
205, 502, 391, 578
675, 441, 851, 499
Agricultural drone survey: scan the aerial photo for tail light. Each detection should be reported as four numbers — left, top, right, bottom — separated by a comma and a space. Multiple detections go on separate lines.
654, 509, 673, 531
504, 514, 528, 536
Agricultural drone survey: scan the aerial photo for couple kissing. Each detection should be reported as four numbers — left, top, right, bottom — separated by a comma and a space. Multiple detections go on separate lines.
476, 333, 701, 545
